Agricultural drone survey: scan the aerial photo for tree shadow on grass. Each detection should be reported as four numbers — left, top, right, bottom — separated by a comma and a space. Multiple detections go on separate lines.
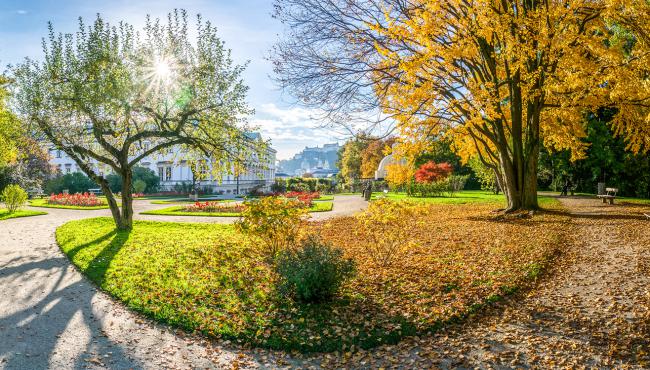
0, 228, 139, 369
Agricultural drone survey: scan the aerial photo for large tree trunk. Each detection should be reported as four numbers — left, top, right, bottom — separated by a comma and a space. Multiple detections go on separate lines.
118, 169, 134, 230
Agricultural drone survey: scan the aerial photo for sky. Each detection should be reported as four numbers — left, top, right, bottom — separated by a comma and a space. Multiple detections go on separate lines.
0, 0, 344, 160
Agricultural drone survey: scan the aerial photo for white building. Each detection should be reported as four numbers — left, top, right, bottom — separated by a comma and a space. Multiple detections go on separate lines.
48, 133, 277, 195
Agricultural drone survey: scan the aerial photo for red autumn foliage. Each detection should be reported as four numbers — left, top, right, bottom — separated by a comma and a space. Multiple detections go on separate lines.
414, 161, 453, 183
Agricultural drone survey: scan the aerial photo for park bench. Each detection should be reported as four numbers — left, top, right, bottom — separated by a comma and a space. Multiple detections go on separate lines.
88, 188, 103, 196
597, 187, 618, 205
26, 188, 45, 199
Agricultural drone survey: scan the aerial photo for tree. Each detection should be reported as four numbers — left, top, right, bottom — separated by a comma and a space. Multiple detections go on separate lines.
13, 11, 264, 229
360, 137, 395, 179
106, 166, 159, 194
0, 76, 22, 169
45, 172, 98, 194
337, 137, 368, 184
385, 162, 415, 190
273, 0, 650, 211
414, 162, 453, 184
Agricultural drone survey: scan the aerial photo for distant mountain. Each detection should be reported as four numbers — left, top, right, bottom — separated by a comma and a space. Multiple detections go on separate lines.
278, 143, 340, 176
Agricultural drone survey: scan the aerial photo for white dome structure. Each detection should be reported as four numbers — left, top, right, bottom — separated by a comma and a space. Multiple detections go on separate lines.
375, 143, 406, 180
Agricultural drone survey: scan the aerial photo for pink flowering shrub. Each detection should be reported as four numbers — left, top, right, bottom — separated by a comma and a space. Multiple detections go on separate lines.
132, 193, 145, 199
184, 201, 246, 214
48, 193, 105, 207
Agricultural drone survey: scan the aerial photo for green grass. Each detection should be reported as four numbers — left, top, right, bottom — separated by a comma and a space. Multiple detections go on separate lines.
371, 190, 559, 207
56, 218, 358, 352
315, 195, 334, 201
371, 190, 505, 204
0, 208, 47, 220
29, 198, 109, 210
141, 201, 334, 217
150, 198, 234, 205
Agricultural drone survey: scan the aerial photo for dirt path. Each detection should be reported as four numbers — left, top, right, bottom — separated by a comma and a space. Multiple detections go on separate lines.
2, 195, 648, 369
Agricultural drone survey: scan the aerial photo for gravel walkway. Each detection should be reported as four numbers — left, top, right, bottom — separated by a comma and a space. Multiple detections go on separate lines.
2, 195, 648, 369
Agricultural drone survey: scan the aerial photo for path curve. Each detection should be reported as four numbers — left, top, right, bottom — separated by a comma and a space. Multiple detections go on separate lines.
0, 195, 367, 369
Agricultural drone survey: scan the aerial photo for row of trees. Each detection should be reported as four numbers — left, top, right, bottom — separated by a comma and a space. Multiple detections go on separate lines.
336, 136, 395, 187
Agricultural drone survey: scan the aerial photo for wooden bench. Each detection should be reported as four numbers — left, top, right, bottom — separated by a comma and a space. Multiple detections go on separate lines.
88, 188, 103, 196
597, 187, 618, 204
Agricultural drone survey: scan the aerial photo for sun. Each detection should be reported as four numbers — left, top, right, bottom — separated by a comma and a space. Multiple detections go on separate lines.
154, 59, 172, 80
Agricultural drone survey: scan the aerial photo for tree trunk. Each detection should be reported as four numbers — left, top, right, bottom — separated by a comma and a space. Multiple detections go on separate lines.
118, 169, 134, 230
498, 144, 539, 212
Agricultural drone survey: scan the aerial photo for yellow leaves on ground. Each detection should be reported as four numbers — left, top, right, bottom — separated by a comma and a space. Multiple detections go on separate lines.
319, 200, 574, 332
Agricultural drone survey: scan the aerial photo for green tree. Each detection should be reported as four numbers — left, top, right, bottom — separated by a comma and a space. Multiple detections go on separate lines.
337, 137, 368, 184
106, 166, 159, 194
13, 11, 264, 229
0, 76, 22, 169
45, 172, 98, 194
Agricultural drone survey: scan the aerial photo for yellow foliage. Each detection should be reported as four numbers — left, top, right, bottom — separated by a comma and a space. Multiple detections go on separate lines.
369, 0, 650, 168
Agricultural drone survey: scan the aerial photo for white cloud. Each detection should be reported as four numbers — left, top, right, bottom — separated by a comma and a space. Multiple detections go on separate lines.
16, 10, 28, 15
250, 103, 343, 160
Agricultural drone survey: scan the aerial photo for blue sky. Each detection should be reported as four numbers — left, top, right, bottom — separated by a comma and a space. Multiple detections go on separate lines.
0, 0, 342, 159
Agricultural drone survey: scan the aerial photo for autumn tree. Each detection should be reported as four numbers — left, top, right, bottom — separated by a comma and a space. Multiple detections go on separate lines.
13, 11, 263, 229
360, 137, 395, 178
273, 0, 650, 211
337, 137, 368, 183
414, 162, 453, 184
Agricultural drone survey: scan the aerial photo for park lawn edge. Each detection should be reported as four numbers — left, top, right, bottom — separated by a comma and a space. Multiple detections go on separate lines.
29, 198, 109, 210
141, 201, 333, 217
0, 209, 48, 221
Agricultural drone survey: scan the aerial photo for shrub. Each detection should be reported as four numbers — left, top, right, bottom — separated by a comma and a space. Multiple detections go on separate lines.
275, 235, 356, 303
2, 184, 28, 213
354, 199, 425, 266
235, 196, 308, 259
289, 182, 310, 192
315, 182, 330, 193
445, 175, 470, 197
271, 179, 286, 193
414, 161, 453, 184
45, 172, 97, 194
133, 179, 147, 194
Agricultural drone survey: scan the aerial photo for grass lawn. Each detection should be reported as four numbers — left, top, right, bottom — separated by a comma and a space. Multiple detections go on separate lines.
371, 190, 559, 206
29, 198, 109, 210
58, 198, 571, 353
141, 201, 334, 217
0, 208, 47, 220
149, 198, 234, 205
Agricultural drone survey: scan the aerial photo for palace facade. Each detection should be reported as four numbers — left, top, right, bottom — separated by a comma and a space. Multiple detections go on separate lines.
48, 133, 277, 195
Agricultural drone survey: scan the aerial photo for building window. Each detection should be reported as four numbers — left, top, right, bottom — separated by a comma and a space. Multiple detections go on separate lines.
165, 166, 172, 181
65, 164, 72, 174
158, 167, 164, 182
56, 150, 62, 158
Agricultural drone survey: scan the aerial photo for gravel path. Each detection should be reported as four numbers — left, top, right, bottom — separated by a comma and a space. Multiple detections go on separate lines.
2, 195, 648, 369
0, 196, 367, 369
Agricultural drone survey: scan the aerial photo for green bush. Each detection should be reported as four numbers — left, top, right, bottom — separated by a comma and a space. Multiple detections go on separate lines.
107, 166, 160, 194
133, 179, 147, 194
289, 182, 310, 192
2, 184, 28, 213
235, 196, 308, 259
445, 175, 470, 197
275, 235, 356, 303
45, 172, 97, 194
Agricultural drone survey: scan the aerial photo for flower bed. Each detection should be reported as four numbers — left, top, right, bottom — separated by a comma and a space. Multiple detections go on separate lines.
48, 193, 105, 207
283, 191, 321, 207
184, 201, 246, 214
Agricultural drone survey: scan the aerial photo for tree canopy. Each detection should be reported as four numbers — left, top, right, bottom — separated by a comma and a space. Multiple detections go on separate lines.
273, 0, 650, 211
0, 76, 22, 168
12, 10, 265, 228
